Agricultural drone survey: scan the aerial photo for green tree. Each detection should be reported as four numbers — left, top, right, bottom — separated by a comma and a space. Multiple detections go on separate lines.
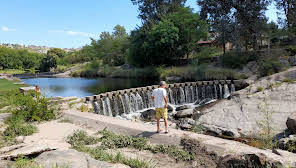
198, 0, 271, 50
131, 0, 187, 26
40, 54, 58, 72
47, 48, 66, 58
166, 7, 208, 58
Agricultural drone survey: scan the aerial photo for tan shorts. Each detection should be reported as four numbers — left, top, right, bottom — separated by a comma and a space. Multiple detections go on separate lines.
156, 108, 168, 120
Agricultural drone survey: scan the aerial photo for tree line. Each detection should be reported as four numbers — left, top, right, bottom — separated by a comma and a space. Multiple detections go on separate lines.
1, 0, 295, 72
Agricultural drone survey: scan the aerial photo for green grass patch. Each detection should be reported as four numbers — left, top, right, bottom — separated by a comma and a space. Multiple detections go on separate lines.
11, 156, 70, 168
0, 69, 25, 74
67, 129, 194, 165
0, 79, 25, 110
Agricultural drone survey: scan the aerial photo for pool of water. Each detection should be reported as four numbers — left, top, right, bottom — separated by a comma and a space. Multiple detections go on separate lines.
21, 77, 156, 98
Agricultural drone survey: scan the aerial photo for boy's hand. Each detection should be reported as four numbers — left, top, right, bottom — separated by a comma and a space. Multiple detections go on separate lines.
165, 104, 168, 108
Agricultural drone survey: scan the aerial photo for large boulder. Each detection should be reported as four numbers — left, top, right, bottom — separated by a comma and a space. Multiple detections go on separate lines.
140, 109, 156, 121
203, 125, 241, 138
286, 113, 296, 134
288, 56, 296, 66
36, 149, 129, 168
175, 109, 194, 118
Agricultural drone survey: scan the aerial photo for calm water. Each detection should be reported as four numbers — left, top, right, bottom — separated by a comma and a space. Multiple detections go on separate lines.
21, 78, 156, 98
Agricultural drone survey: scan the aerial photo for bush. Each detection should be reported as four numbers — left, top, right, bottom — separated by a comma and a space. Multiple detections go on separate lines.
258, 59, 283, 77
221, 51, 259, 69
193, 47, 219, 64
67, 130, 100, 147
286, 46, 296, 56
4, 118, 37, 138
8, 90, 55, 122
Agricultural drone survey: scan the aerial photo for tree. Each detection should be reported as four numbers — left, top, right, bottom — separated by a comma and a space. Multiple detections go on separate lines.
40, 52, 58, 72
198, 0, 271, 50
165, 7, 208, 58
131, 0, 187, 25
47, 48, 66, 58
275, 0, 296, 29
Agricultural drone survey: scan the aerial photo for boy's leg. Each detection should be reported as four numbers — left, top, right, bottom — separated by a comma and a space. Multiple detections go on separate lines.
157, 118, 160, 132
162, 108, 168, 132
164, 118, 168, 132
156, 108, 161, 132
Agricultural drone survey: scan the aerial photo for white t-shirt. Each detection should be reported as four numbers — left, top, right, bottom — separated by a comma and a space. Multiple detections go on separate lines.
152, 88, 167, 108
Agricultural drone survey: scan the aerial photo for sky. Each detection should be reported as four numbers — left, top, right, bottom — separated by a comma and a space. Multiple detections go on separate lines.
0, 0, 279, 48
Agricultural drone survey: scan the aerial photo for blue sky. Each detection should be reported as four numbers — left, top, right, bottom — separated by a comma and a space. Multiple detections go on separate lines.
0, 0, 279, 48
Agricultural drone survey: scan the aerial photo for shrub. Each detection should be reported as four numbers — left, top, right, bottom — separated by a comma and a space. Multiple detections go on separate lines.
286, 45, 296, 56
4, 115, 37, 138
8, 90, 55, 122
66, 130, 100, 147
221, 51, 259, 69
258, 59, 283, 77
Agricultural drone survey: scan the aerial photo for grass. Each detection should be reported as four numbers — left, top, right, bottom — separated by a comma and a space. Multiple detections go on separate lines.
67, 130, 194, 168
256, 86, 264, 92
0, 79, 26, 110
0, 69, 25, 74
11, 156, 70, 168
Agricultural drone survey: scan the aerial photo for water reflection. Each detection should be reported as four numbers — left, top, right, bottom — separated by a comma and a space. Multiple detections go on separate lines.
21, 78, 156, 98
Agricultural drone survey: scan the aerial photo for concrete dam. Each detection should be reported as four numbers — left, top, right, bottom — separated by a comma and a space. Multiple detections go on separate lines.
85, 80, 248, 117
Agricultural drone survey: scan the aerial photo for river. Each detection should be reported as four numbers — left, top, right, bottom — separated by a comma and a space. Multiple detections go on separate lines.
21, 77, 156, 98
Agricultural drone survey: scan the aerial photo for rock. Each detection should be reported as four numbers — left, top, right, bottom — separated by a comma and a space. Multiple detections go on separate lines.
180, 118, 195, 125
180, 123, 192, 130
195, 98, 213, 106
15, 136, 25, 143
36, 149, 130, 168
278, 134, 296, 152
286, 113, 296, 134
0, 159, 12, 168
0, 113, 11, 123
288, 56, 296, 66
175, 109, 194, 118
279, 58, 290, 67
218, 153, 283, 168
0, 144, 26, 154
121, 64, 133, 70
140, 109, 156, 121
167, 104, 174, 112
203, 125, 241, 138
0, 143, 56, 159
176, 105, 192, 111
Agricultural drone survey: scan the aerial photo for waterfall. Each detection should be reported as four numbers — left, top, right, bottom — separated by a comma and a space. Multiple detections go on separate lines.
141, 91, 147, 109
105, 97, 113, 116
94, 101, 100, 114
101, 98, 107, 116
146, 90, 154, 108
136, 93, 144, 111
223, 84, 230, 98
214, 85, 218, 99
119, 95, 126, 114
168, 88, 175, 105
206, 85, 213, 99
195, 86, 199, 102
90, 81, 241, 118
179, 87, 185, 104
190, 86, 194, 103
113, 97, 119, 116
219, 84, 223, 99
201, 86, 206, 99
231, 84, 235, 93
124, 94, 132, 113
129, 93, 137, 112
185, 86, 191, 103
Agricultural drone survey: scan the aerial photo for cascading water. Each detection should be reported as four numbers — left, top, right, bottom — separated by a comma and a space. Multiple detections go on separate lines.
92, 81, 239, 118
168, 88, 175, 105
179, 87, 186, 104
105, 97, 113, 116
223, 84, 230, 98
119, 95, 126, 114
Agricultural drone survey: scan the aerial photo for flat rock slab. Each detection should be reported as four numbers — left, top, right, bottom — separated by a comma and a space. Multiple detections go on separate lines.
36, 149, 130, 168
0, 143, 56, 159
64, 109, 296, 167
0, 113, 11, 123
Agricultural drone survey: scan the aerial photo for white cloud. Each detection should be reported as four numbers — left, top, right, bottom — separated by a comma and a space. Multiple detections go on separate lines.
49, 30, 95, 37
1, 26, 16, 32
